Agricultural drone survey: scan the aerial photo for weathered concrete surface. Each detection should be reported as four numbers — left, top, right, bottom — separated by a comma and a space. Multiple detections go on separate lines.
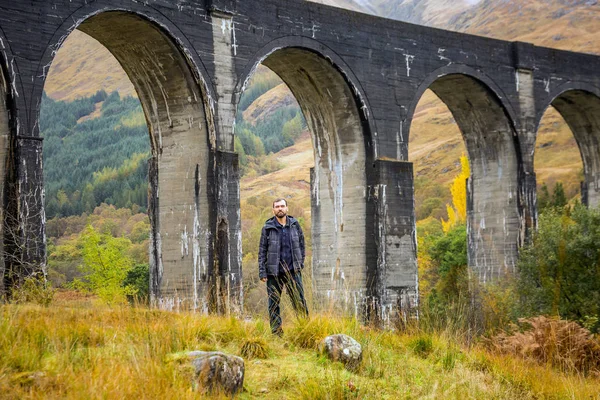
78, 12, 214, 311
0, 0, 599, 316
0, 62, 11, 296
367, 160, 417, 323
428, 74, 520, 282
260, 48, 369, 317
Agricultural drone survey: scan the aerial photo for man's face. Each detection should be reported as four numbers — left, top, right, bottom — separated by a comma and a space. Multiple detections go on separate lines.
272, 200, 288, 218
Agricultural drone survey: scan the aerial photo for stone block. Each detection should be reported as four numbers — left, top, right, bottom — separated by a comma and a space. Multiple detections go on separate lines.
188, 351, 245, 395
321, 334, 363, 371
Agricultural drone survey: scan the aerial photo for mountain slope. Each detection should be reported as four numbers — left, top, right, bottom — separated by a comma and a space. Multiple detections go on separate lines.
45, 30, 135, 101
451, 0, 600, 55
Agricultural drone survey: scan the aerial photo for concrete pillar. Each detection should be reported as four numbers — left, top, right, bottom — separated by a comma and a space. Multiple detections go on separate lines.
0, 76, 10, 298
515, 66, 538, 245
208, 8, 244, 315
78, 13, 214, 311
148, 155, 161, 304
208, 150, 242, 315
366, 159, 418, 326
431, 74, 521, 283
209, 8, 237, 152
4, 136, 46, 290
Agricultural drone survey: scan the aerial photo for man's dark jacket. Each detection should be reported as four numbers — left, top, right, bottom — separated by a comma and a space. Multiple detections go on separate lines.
258, 216, 305, 279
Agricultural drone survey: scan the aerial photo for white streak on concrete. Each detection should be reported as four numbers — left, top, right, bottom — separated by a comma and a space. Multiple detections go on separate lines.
437, 48, 450, 63
181, 225, 189, 257
404, 54, 415, 77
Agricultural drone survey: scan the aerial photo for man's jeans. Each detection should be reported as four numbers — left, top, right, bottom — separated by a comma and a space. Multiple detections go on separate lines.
266, 270, 308, 334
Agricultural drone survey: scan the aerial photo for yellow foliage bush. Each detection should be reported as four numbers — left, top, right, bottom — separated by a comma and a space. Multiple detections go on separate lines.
442, 155, 470, 232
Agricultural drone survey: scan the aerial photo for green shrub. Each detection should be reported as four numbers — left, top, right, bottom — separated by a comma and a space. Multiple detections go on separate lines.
10, 274, 55, 306
72, 225, 136, 304
516, 204, 600, 332
123, 263, 149, 304
409, 335, 434, 358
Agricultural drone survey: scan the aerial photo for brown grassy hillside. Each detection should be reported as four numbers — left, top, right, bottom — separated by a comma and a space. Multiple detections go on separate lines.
45, 30, 135, 101
243, 83, 299, 126
452, 0, 600, 55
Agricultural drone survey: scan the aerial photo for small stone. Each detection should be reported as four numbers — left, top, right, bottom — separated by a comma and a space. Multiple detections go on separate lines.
259, 387, 269, 393
321, 334, 363, 371
187, 351, 245, 395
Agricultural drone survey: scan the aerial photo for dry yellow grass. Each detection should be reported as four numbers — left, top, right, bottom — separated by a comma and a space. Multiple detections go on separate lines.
2, 298, 599, 399
488, 316, 600, 375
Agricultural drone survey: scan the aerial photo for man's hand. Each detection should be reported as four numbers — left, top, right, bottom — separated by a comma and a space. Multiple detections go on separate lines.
261, 277, 267, 283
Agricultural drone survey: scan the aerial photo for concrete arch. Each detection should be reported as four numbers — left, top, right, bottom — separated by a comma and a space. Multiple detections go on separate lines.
35, 2, 216, 139
536, 83, 600, 207
408, 69, 521, 283
404, 65, 519, 150
39, 10, 217, 310
235, 36, 376, 158
236, 40, 373, 315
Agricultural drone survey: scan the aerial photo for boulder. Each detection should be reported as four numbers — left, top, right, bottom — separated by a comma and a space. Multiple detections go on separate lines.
187, 351, 245, 395
321, 334, 362, 371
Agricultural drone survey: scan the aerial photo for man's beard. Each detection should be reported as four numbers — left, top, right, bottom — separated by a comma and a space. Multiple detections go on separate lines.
276, 211, 286, 217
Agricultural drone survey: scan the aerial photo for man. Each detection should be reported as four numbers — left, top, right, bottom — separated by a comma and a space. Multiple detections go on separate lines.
258, 198, 309, 336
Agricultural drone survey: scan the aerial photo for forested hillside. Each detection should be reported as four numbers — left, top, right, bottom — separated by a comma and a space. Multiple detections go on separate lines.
41, 91, 149, 218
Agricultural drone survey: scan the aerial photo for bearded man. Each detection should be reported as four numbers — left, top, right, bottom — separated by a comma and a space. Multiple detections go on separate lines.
258, 198, 308, 336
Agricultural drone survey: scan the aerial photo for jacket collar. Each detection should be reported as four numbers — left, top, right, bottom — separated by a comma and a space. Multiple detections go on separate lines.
264, 215, 297, 229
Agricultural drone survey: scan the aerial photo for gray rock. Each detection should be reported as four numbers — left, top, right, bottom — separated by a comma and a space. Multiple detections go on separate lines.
187, 351, 245, 395
322, 334, 362, 371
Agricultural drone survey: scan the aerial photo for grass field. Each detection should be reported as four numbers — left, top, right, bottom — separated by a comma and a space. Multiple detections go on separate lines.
1, 292, 599, 399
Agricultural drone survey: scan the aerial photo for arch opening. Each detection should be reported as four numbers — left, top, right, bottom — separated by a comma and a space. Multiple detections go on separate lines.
236, 47, 370, 318
41, 11, 213, 310
540, 90, 600, 208
410, 74, 520, 283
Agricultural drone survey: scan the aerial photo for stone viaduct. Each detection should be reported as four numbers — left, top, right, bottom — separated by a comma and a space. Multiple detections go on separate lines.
0, 0, 598, 320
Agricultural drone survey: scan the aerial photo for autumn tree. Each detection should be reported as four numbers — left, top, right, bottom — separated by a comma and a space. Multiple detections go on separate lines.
441, 155, 470, 232
73, 225, 136, 304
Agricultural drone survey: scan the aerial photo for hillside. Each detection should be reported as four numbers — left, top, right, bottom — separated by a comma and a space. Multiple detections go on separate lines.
311, 0, 474, 25
314, 0, 599, 56
45, 30, 135, 102
452, 0, 600, 55
41, 91, 150, 218
242, 83, 300, 126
